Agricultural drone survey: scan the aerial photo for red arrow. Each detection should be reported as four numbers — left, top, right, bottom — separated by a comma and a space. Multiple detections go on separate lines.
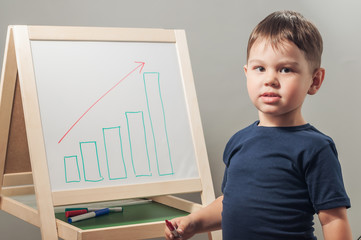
58, 61, 146, 144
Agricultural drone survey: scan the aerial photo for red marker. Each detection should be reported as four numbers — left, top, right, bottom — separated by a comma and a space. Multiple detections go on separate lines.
165, 219, 180, 238
66, 209, 88, 217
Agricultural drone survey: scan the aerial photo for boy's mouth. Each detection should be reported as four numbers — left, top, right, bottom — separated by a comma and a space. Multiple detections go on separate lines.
260, 92, 281, 103
261, 92, 280, 97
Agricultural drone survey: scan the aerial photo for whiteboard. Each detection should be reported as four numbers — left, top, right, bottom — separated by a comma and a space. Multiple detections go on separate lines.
30, 40, 200, 192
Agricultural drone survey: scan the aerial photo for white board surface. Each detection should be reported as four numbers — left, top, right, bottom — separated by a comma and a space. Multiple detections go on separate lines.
30, 40, 199, 192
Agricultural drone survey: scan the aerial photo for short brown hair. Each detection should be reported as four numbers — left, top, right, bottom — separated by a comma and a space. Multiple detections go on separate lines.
247, 10, 323, 72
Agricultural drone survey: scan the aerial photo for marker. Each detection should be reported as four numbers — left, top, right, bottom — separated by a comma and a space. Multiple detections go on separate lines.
66, 207, 124, 212
68, 208, 110, 223
165, 219, 180, 238
65, 207, 88, 212
65, 209, 88, 217
65, 207, 123, 217
64, 199, 151, 212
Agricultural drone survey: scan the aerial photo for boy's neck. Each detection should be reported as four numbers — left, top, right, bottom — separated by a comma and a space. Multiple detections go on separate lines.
258, 113, 307, 127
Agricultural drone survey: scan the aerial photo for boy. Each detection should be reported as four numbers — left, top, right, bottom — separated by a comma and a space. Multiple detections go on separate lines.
165, 10, 352, 240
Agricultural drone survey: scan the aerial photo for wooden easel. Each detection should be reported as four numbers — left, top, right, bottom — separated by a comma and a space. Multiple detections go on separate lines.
0, 26, 221, 240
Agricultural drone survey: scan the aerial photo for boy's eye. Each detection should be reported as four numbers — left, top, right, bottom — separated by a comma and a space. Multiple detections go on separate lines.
255, 66, 265, 72
280, 68, 292, 73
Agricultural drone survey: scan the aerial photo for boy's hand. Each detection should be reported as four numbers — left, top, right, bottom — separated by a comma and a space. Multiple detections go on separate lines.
165, 196, 223, 239
164, 216, 197, 240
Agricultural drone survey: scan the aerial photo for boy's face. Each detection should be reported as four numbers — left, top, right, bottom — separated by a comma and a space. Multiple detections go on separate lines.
244, 39, 324, 126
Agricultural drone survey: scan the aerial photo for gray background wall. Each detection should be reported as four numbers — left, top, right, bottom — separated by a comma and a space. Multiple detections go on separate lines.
0, 0, 360, 239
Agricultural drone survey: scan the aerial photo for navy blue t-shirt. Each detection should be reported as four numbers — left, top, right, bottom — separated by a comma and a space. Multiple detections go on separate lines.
221, 121, 350, 240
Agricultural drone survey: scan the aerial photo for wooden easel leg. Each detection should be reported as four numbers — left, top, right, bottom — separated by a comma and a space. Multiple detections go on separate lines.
12, 25, 59, 240
209, 229, 222, 239
0, 26, 18, 195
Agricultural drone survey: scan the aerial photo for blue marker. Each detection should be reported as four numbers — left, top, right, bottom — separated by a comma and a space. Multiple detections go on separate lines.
68, 208, 110, 223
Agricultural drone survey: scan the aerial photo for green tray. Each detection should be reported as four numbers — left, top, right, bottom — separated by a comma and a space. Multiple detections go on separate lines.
55, 202, 188, 230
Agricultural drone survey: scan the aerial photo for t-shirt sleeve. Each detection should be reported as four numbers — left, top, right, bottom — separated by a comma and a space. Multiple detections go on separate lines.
221, 135, 235, 193
221, 148, 230, 193
305, 142, 351, 213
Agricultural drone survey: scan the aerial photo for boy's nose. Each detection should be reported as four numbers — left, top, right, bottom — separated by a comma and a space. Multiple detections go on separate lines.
264, 72, 280, 87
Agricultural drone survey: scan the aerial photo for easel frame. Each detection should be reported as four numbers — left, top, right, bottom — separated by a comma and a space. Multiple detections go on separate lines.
0, 26, 221, 239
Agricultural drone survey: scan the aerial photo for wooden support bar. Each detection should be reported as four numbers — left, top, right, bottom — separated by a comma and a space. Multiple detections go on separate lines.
0, 196, 40, 227
52, 178, 202, 206
1, 185, 35, 196
150, 195, 203, 213
3, 172, 33, 186
80, 222, 165, 240
28, 26, 176, 42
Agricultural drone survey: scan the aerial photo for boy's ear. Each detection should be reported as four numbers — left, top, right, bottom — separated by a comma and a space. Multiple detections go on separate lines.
243, 65, 248, 76
308, 68, 325, 95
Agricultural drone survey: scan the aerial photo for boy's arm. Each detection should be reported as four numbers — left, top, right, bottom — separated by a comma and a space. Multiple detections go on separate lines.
191, 195, 223, 232
318, 207, 352, 240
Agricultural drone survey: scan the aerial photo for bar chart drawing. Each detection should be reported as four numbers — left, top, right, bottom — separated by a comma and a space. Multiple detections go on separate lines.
125, 111, 152, 177
31, 40, 200, 191
102, 126, 127, 180
143, 72, 173, 176
80, 141, 104, 182
64, 156, 81, 183
62, 71, 175, 183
